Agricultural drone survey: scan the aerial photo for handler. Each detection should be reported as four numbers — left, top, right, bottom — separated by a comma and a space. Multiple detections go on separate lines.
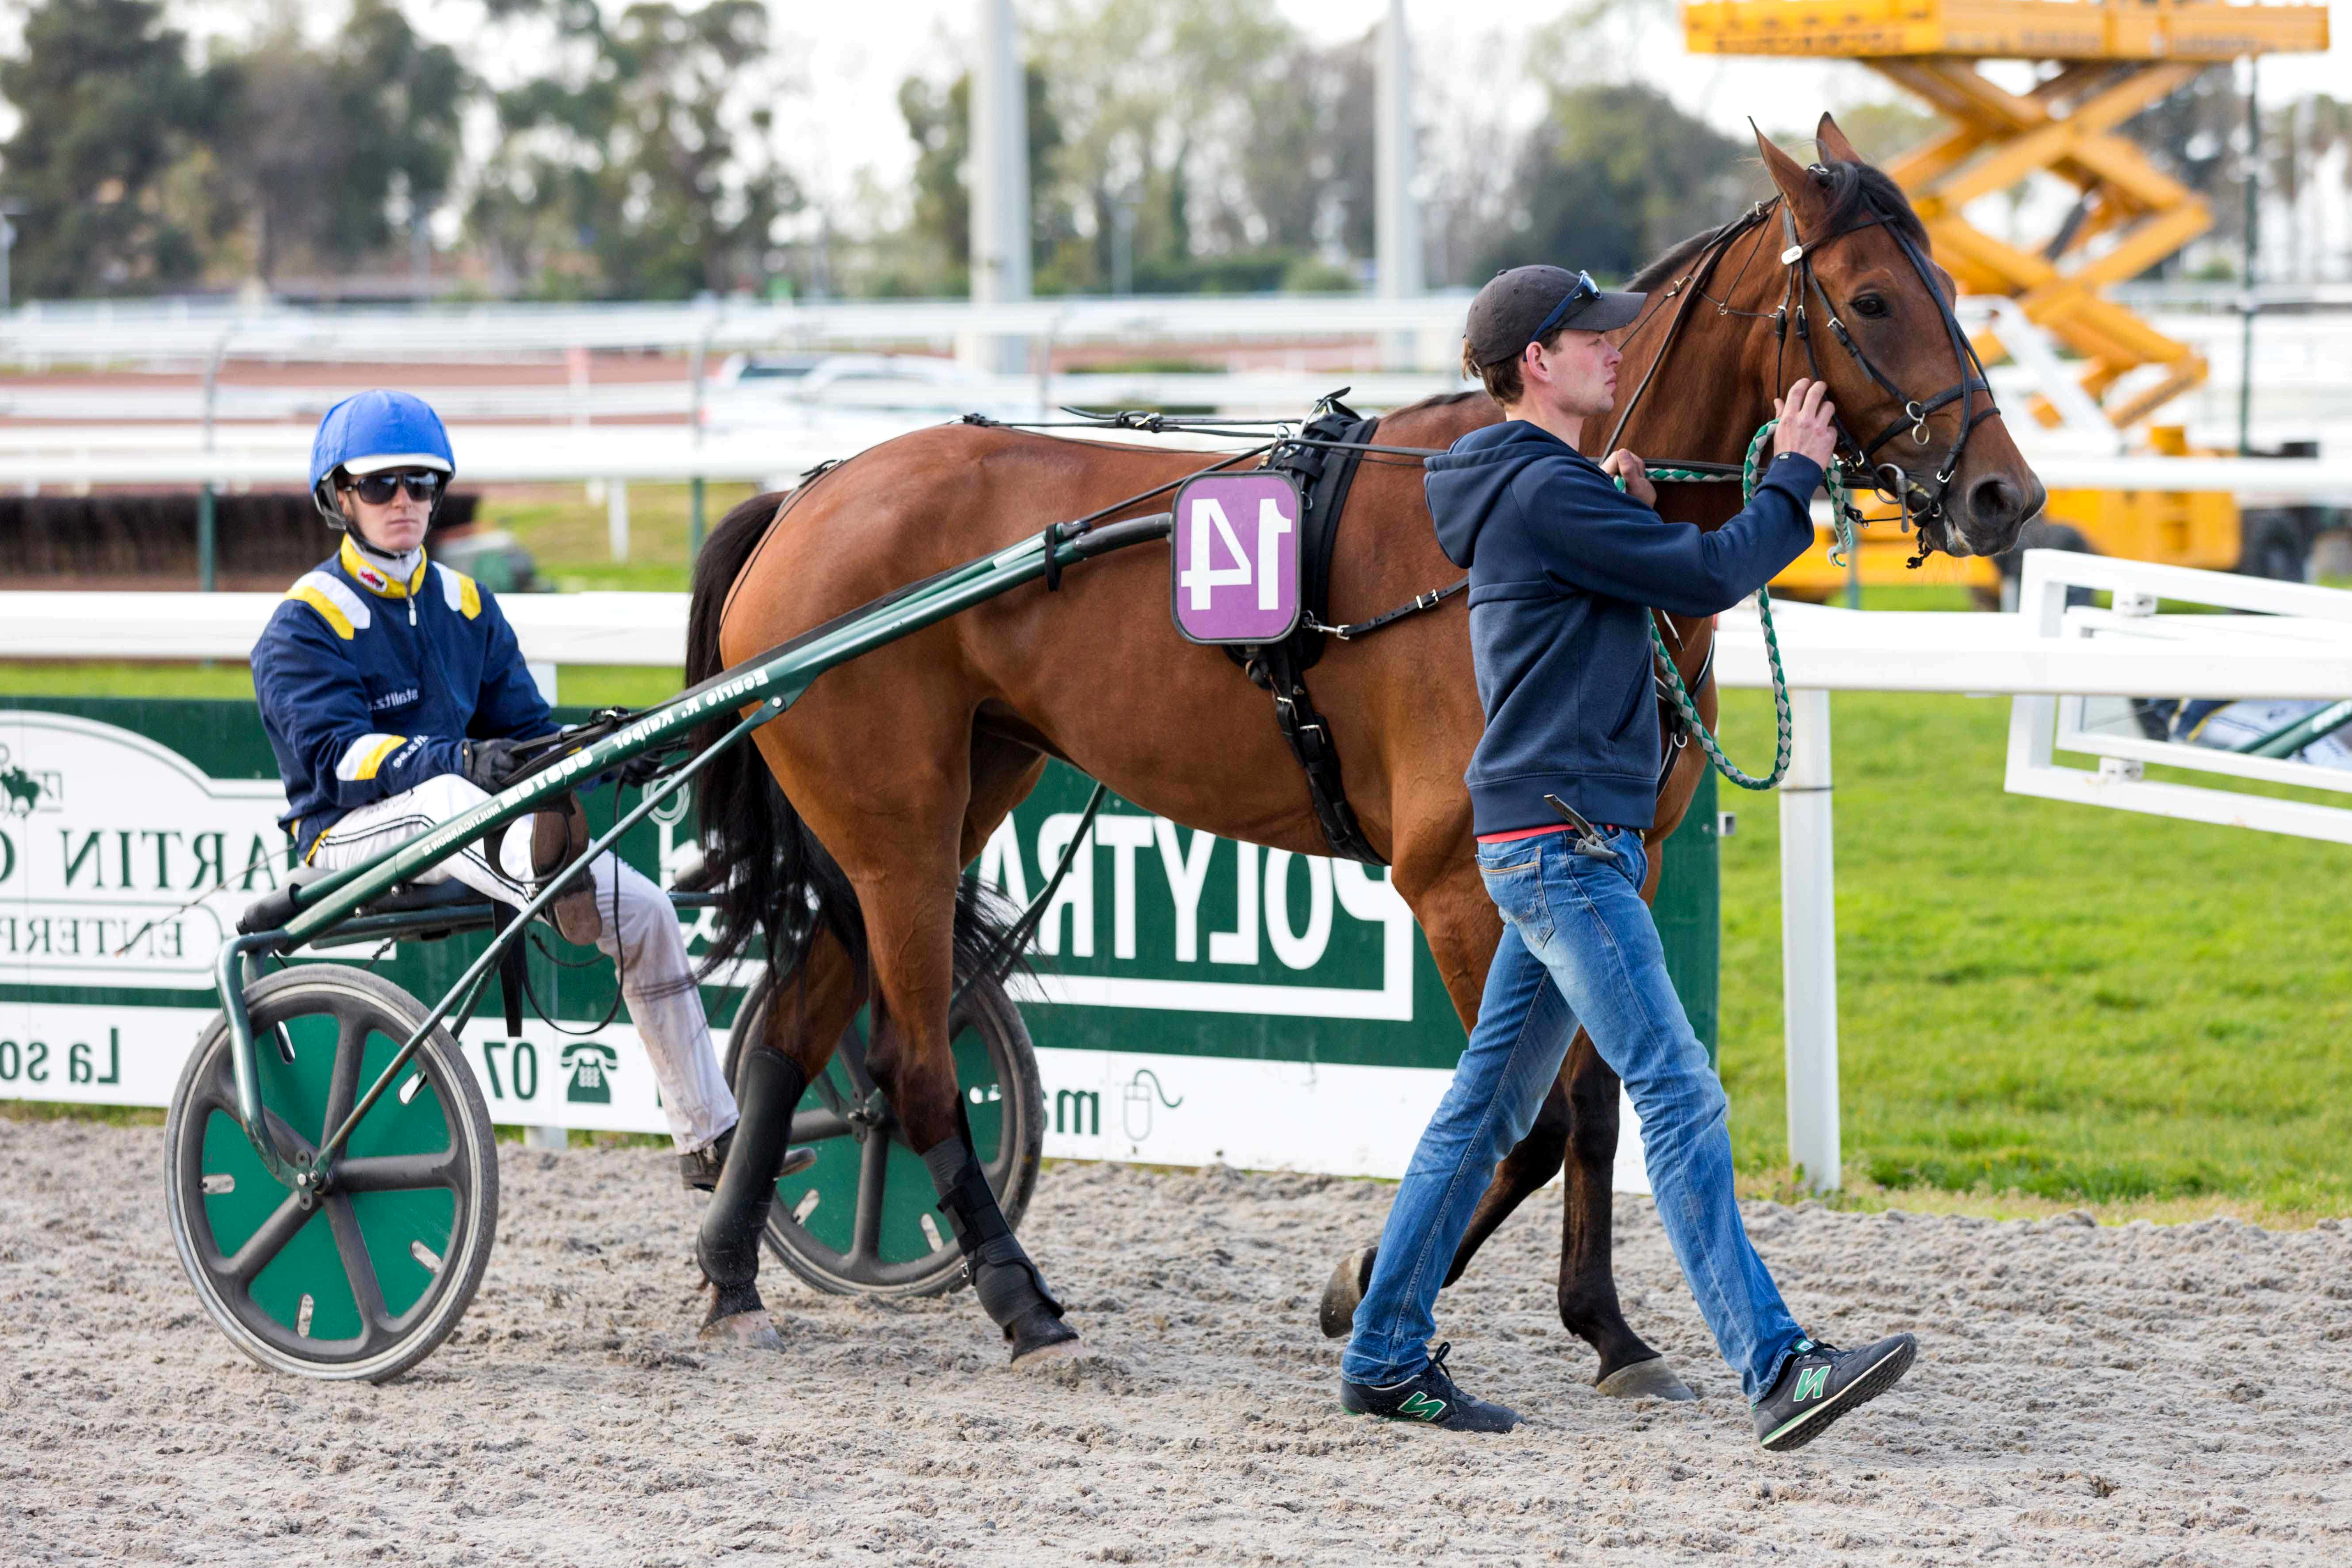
251, 390, 741, 1185
1339, 267, 1916, 1448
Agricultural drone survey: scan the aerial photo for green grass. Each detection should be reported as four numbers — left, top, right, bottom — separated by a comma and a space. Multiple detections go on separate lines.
1712, 686, 2352, 1216
474, 480, 762, 594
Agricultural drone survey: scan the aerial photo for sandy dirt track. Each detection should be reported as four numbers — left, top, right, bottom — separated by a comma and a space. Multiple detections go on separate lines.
4, 1116, 2350, 1566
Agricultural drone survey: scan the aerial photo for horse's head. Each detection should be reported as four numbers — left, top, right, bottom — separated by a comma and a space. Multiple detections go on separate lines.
1752, 116, 2043, 558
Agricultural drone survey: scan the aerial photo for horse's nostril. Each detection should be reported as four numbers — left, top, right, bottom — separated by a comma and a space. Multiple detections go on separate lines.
1969, 474, 2022, 531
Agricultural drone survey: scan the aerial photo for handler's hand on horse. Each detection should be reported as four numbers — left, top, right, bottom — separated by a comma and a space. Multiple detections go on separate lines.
1773, 379, 1838, 468
1601, 450, 1656, 507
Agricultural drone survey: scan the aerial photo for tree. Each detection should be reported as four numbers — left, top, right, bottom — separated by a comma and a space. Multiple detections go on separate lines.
0, 0, 216, 296
468, 0, 800, 299
1477, 84, 1753, 284
210, 0, 467, 287
897, 64, 1063, 294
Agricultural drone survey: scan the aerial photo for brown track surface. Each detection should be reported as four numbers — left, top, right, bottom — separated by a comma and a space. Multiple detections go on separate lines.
4, 1116, 2348, 1565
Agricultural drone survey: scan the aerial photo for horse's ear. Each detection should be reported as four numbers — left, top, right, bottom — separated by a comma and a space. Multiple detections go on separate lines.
1752, 122, 1829, 225
1813, 112, 1862, 167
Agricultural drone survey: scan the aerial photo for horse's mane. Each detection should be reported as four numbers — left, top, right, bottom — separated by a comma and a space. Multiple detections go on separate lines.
1384, 388, 1490, 420
1624, 157, 1929, 296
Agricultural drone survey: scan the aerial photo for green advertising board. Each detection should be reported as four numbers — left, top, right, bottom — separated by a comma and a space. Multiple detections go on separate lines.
0, 697, 1715, 1181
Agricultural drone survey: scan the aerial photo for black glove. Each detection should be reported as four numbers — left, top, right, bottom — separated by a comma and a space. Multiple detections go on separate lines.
461, 737, 528, 793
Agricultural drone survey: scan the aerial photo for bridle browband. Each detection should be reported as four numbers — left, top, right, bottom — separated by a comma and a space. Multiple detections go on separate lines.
1605, 172, 2003, 559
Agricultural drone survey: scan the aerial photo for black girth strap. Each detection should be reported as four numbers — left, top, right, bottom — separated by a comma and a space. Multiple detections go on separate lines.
1224, 397, 1386, 865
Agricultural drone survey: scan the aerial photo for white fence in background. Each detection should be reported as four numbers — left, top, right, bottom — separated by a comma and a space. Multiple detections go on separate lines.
2006, 551, 2352, 843
0, 293, 1480, 366
4, 548, 2345, 1190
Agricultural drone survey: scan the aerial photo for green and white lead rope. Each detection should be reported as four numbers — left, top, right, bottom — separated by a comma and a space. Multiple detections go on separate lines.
1617, 420, 1860, 791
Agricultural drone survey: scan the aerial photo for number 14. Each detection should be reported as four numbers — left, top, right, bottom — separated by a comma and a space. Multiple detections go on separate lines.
1181, 498, 1291, 611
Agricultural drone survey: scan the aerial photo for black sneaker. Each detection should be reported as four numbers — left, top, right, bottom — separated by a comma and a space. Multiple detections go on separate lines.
1340, 1342, 1519, 1434
1751, 1333, 1917, 1452
679, 1127, 817, 1191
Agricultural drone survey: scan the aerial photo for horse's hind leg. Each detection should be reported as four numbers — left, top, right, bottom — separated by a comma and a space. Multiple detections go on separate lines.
698, 925, 864, 1344
1560, 1031, 1694, 1400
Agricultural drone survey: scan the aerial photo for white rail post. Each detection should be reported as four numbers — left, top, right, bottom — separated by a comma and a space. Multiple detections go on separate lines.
1779, 687, 1841, 1191
606, 477, 629, 563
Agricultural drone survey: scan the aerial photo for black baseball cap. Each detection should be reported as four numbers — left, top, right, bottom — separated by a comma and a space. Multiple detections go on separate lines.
1464, 265, 1646, 368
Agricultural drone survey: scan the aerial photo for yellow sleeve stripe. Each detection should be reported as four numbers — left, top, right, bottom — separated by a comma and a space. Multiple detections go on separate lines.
287, 585, 355, 640
354, 734, 405, 780
334, 733, 407, 783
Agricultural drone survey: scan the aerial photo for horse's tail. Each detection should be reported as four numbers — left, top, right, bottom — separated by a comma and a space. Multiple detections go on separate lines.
682, 488, 864, 989
681, 479, 1027, 1002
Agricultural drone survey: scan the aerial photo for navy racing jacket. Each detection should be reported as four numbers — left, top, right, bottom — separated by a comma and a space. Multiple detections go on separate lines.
252, 537, 553, 854
1425, 421, 1821, 835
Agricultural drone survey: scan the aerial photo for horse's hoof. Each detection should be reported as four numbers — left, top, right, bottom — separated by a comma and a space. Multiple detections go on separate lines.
1595, 1356, 1696, 1402
699, 1308, 784, 1351
1317, 1246, 1376, 1339
1007, 1307, 1083, 1365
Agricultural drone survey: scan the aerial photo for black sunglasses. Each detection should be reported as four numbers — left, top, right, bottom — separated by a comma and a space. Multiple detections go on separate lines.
342, 469, 444, 506
1527, 270, 1602, 347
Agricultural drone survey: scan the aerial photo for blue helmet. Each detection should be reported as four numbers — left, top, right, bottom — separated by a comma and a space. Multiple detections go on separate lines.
309, 389, 455, 527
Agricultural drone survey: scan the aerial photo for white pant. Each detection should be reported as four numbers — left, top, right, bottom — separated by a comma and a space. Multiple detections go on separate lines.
309, 774, 738, 1151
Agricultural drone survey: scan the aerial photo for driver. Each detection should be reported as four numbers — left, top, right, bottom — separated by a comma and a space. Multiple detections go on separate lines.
250, 390, 742, 1187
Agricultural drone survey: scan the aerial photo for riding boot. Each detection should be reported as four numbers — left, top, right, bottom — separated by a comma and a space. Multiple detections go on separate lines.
694, 1048, 805, 1340
920, 1139, 1080, 1362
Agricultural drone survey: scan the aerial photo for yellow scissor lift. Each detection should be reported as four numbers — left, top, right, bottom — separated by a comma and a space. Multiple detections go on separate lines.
1683, 0, 2331, 602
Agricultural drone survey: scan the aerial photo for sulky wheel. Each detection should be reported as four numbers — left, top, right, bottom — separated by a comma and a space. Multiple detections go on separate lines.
721, 972, 1045, 1298
164, 965, 499, 1382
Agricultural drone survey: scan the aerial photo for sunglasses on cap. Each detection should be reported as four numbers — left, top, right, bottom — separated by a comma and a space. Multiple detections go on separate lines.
340, 468, 444, 506
1525, 270, 1603, 348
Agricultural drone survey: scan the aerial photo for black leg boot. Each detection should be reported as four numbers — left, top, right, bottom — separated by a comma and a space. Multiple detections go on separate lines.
694, 1048, 806, 1347
920, 1140, 1080, 1363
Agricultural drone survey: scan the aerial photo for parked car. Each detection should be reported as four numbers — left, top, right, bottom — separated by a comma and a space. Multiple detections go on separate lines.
704, 352, 1042, 431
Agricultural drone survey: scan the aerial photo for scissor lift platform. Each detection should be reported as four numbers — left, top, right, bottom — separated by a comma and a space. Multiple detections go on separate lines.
1686, 0, 2330, 431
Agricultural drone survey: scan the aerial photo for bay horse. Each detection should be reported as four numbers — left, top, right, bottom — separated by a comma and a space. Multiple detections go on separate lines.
681, 118, 2044, 1378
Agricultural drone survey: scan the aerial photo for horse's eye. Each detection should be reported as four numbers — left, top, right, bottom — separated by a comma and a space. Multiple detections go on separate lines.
1853, 294, 1889, 319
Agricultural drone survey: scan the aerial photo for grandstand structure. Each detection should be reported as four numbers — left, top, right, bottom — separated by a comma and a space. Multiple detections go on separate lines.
1685, 0, 2332, 430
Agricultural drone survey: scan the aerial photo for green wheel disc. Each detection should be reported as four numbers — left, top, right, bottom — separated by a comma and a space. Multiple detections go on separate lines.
164, 966, 498, 1381
721, 973, 1045, 1298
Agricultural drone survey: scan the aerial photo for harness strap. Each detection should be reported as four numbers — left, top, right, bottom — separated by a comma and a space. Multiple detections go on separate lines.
1304, 576, 1467, 641
1219, 397, 1389, 864
1245, 645, 1382, 864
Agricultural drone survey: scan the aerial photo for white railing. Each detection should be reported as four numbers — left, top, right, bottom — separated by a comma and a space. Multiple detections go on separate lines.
0, 293, 1479, 365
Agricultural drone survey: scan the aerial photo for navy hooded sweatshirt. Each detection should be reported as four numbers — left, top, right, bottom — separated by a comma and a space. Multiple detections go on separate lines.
1425, 421, 1822, 835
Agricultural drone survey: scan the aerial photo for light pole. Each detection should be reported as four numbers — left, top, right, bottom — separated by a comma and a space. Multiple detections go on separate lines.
0, 203, 25, 312
1375, 0, 1423, 368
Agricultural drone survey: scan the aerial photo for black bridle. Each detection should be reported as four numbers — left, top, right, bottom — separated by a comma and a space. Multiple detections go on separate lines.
1606, 174, 2003, 559
1776, 196, 2000, 554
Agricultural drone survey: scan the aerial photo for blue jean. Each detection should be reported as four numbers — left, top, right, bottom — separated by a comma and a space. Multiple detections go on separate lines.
1342, 826, 1806, 1401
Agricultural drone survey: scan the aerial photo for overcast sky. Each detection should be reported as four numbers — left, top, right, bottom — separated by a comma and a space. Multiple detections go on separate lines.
749, 0, 2352, 211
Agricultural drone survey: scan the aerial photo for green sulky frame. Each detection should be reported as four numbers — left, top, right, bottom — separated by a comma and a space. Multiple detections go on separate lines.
215, 510, 1177, 1204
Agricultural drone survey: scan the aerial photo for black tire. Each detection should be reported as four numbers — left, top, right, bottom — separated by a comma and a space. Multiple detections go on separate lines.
164, 966, 498, 1382
2239, 512, 2309, 583
719, 971, 1045, 1298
